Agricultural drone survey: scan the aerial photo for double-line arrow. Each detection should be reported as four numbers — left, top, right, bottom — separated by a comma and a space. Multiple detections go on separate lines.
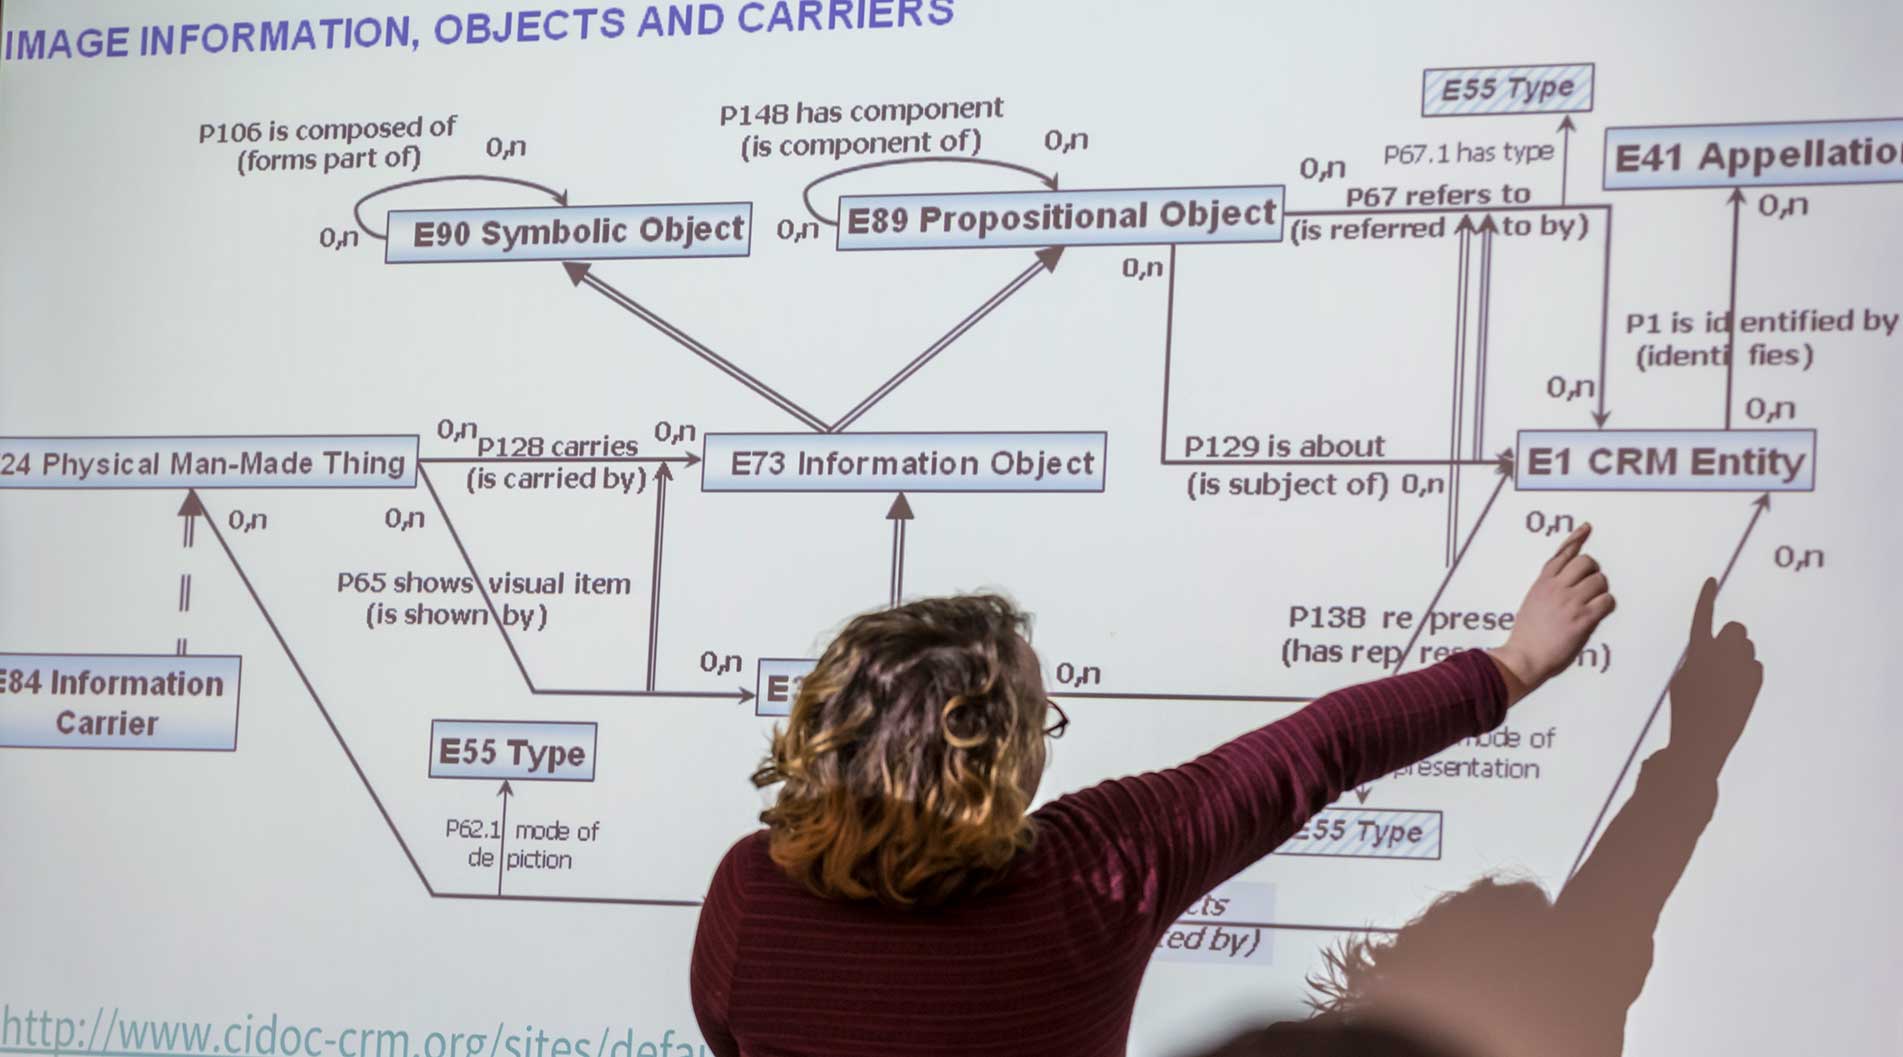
833, 249, 1063, 432
418, 465, 752, 704
564, 261, 828, 432
361, 174, 1064, 435
646, 463, 672, 691
1567, 493, 1770, 878
563, 248, 1062, 434
886, 493, 913, 608
183, 489, 707, 907
1445, 216, 1498, 566
1395, 459, 1515, 676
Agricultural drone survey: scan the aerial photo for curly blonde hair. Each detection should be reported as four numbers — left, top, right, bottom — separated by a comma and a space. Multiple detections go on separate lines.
751, 595, 1050, 909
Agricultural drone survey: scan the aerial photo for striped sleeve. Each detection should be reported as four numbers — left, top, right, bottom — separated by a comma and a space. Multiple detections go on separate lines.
689, 840, 746, 1057
1042, 650, 1509, 932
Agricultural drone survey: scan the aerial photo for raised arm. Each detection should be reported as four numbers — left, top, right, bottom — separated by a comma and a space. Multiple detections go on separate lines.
1550, 577, 1762, 1013
1038, 525, 1616, 932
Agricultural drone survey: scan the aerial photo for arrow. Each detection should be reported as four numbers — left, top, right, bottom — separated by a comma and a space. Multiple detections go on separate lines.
645, 464, 671, 692
196, 492, 436, 894
1556, 116, 1577, 205
1173, 918, 1397, 935
1472, 217, 1497, 461
496, 781, 513, 896
419, 465, 540, 691
1156, 248, 1500, 469
1049, 690, 1311, 704
1394, 468, 1512, 676
1446, 218, 1474, 566
1567, 493, 1770, 880
829, 248, 1062, 432
432, 892, 704, 908
1729, 493, 1771, 577
1592, 206, 1616, 427
420, 465, 747, 703
564, 262, 830, 433
534, 686, 754, 702
565, 246, 1056, 435
178, 489, 204, 546
420, 454, 700, 466
1159, 244, 1179, 461
1167, 458, 1508, 467
1352, 785, 1373, 804
1724, 188, 1745, 429
193, 492, 737, 907
887, 493, 914, 607
353, 174, 566, 240
802, 156, 1059, 227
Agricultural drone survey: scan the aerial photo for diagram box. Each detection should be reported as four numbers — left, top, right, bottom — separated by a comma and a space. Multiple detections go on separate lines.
0, 653, 241, 751
755, 658, 818, 717
1516, 429, 1816, 491
427, 719, 597, 782
0, 435, 417, 489
1421, 63, 1595, 117
1604, 117, 1903, 190
702, 432, 1108, 493
1274, 807, 1444, 861
836, 185, 1283, 251
385, 202, 753, 263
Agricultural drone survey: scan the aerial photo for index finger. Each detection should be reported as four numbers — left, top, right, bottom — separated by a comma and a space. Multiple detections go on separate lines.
1689, 576, 1718, 644
1544, 523, 1592, 575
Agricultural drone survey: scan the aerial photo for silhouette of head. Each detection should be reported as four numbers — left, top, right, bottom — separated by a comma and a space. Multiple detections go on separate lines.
1198, 1016, 1469, 1057
1305, 875, 1558, 1054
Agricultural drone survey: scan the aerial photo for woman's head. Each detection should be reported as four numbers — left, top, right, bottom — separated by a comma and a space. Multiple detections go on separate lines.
751, 594, 1052, 909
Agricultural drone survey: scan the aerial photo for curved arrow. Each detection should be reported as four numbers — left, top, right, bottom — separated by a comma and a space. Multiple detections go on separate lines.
353, 174, 567, 240
802, 156, 1058, 227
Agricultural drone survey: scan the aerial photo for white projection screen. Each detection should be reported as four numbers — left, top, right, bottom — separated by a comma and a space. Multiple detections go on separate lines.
2, 2, 1898, 1055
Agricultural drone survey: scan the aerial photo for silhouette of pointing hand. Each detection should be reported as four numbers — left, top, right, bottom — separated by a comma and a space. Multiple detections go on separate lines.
1669, 577, 1763, 769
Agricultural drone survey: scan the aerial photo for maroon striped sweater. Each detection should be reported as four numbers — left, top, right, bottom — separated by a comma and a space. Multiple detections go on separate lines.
690, 650, 1508, 1056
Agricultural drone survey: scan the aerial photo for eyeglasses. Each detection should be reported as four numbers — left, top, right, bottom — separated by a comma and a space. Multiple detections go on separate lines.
1044, 698, 1069, 739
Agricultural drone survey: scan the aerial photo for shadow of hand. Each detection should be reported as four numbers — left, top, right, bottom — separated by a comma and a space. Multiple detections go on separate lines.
1668, 577, 1764, 770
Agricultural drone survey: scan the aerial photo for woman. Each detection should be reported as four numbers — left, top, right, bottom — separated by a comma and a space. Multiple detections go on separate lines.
691, 526, 1613, 1056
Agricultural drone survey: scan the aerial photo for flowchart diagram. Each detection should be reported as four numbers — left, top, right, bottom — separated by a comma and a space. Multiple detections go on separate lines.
3, 61, 1889, 955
